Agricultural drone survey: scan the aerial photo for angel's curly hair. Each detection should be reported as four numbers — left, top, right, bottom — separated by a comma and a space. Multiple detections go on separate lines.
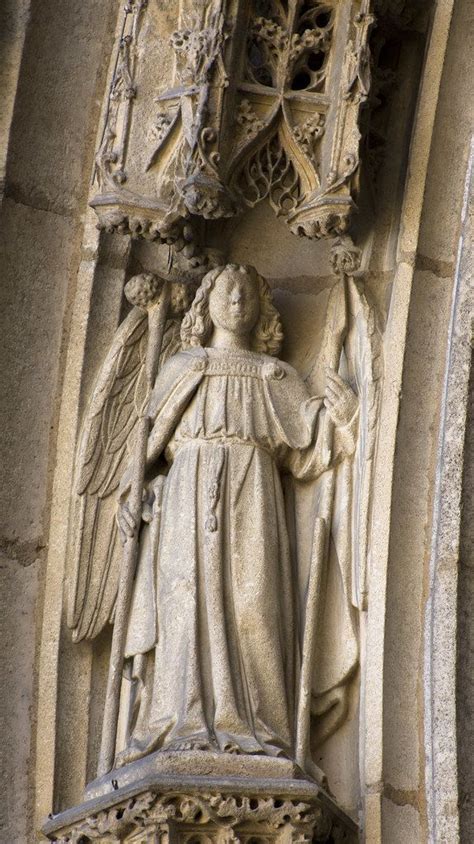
180, 264, 283, 356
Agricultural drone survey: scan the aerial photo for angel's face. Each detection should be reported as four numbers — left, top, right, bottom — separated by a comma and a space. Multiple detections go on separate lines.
208, 268, 260, 337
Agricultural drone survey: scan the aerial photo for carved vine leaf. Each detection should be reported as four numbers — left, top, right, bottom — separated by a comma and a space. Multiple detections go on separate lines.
48, 791, 347, 843
171, 7, 228, 86
293, 113, 326, 160
235, 99, 265, 147
246, 17, 288, 86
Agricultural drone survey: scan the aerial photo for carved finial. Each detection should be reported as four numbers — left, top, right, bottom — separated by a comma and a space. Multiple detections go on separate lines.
181, 173, 237, 220
125, 273, 195, 316
125, 273, 163, 310
330, 236, 362, 277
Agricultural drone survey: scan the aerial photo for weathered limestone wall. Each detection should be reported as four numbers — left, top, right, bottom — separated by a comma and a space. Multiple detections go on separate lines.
0, 1, 117, 840
458, 352, 474, 840
0, 0, 30, 197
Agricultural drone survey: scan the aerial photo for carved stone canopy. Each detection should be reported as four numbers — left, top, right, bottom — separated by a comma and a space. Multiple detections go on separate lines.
91, 0, 374, 241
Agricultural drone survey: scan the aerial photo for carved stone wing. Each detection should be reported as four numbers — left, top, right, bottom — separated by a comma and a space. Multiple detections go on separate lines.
303, 271, 381, 615
287, 269, 381, 746
67, 308, 181, 642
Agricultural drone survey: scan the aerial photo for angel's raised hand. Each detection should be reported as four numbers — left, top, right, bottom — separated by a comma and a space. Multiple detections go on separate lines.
324, 369, 358, 427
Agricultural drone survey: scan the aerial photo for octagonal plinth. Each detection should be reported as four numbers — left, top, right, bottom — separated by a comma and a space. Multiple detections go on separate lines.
42, 758, 358, 844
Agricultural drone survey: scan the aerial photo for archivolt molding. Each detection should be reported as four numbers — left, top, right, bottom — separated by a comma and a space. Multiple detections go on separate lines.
424, 140, 473, 844
359, 0, 457, 837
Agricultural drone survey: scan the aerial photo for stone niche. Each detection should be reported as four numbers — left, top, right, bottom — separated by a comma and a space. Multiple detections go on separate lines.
32, 0, 443, 841
42, 219, 370, 842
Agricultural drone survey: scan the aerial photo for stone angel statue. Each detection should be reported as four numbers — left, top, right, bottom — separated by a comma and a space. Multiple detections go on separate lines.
68, 258, 379, 783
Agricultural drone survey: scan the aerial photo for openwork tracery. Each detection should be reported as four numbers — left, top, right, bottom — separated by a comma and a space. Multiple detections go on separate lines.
91, 0, 374, 240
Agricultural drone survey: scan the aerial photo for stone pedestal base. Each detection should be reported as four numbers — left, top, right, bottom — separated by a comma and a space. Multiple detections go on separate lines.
42, 769, 358, 843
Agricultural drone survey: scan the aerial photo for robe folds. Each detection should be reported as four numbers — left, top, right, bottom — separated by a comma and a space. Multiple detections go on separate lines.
124, 346, 356, 759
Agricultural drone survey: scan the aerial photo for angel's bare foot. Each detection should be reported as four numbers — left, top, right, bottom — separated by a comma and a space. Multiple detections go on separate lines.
222, 741, 241, 754
115, 740, 148, 767
166, 738, 213, 752
115, 732, 215, 766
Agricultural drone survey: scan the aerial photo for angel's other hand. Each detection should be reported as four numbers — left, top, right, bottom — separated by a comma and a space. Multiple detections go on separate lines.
116, 501, 137, 543
324, 369, 358, 427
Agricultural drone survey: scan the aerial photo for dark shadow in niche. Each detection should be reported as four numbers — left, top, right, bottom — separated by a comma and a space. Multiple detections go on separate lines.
307, 51, 325, 71
291, 69, 311, 90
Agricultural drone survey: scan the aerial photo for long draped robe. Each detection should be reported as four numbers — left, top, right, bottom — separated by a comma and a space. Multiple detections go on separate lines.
123, 346, 356, 760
